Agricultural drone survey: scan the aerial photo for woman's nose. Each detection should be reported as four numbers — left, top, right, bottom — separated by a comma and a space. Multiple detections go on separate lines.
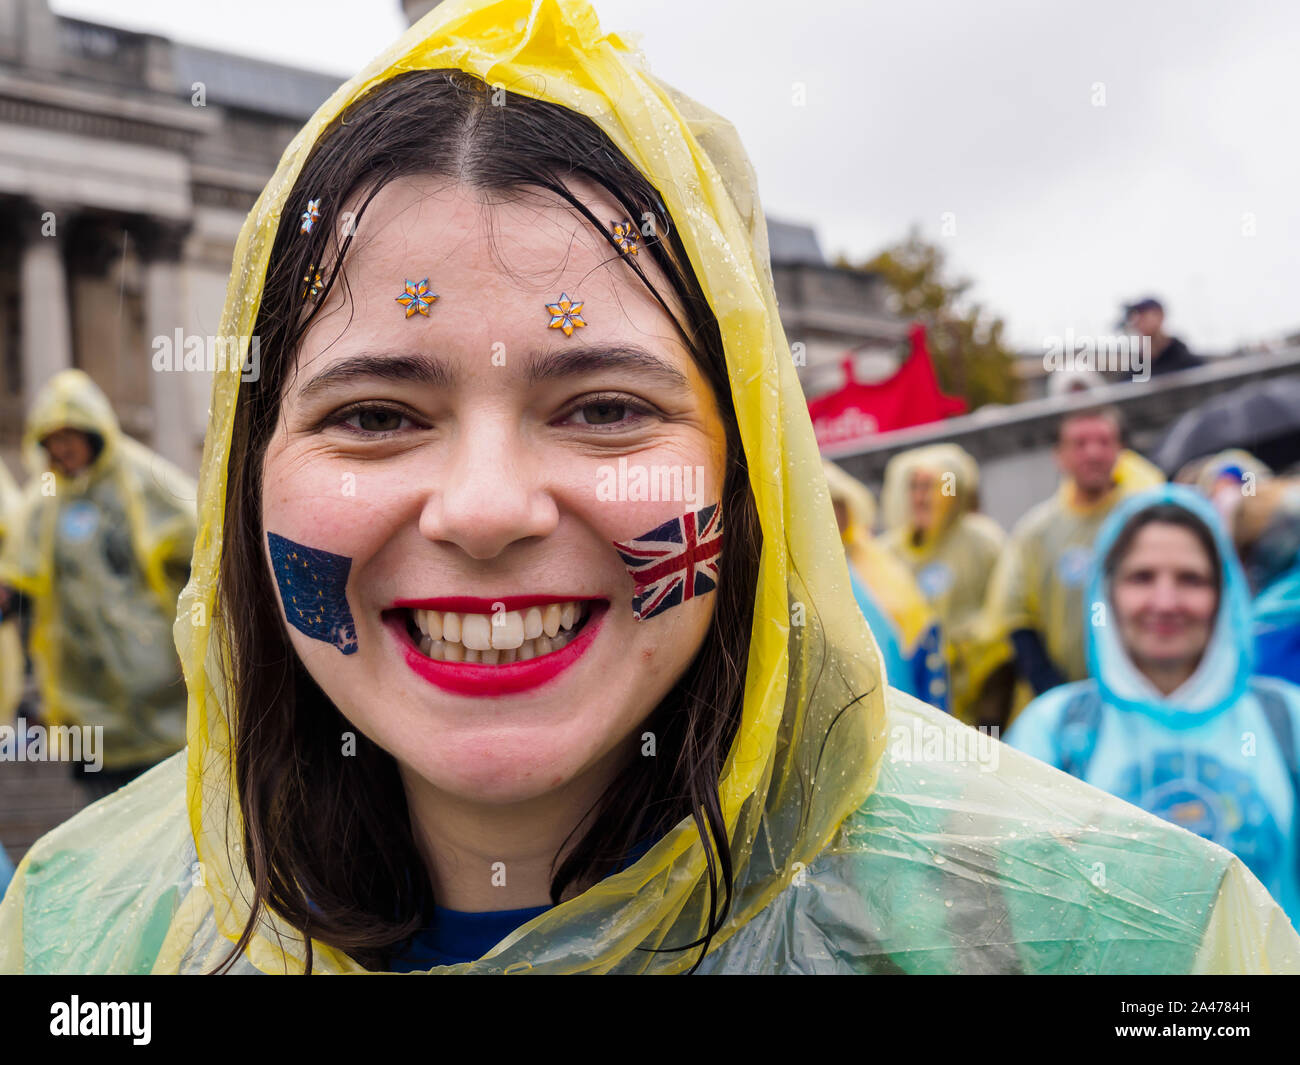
1149, 576, 1181, 610
416, 426, 559, 560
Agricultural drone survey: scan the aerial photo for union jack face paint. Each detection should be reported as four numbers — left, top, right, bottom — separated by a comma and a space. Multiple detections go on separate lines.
612, 503, 723, 621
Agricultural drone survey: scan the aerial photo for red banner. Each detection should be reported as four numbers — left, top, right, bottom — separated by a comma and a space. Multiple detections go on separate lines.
808, 323, 966, 449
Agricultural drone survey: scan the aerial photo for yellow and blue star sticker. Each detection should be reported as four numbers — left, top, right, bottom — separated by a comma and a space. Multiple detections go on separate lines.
396, 278, 437, 317
611, 219, 639, 255
300, 198, 321, 234
546, 292, 587, 336
267, 532, 358, 655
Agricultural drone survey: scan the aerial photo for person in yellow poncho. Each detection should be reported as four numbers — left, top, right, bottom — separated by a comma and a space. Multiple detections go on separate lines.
0, 370, 196, 800
984, 406, 1164, 709
1, 0, 1295, 974
880, 444, 1010, 725
0, 458, 24, 726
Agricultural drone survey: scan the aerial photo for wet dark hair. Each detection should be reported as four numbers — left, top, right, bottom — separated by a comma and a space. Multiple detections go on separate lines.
212, 69, 762, 973
1103, 503, 1222, 602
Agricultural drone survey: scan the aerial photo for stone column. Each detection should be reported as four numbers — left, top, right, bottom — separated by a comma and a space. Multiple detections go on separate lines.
135, 218, 195, 467
17, 200, 74, 404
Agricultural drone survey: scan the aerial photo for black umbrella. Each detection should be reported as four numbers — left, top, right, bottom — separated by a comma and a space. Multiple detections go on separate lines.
1151, 376, 1300, 476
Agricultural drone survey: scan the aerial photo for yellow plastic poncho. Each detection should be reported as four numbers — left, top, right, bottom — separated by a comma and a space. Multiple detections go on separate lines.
2, 0, 1296, 974
822, 459, 937, 657
0, 458, 24, 725
880, 445, 1008, 723
984, 448, 1165, 690
0, 370, 196, 768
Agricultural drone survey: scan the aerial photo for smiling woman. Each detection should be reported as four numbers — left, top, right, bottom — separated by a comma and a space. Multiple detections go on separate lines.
1, 0, 1297, 976
225, 68, 757, 968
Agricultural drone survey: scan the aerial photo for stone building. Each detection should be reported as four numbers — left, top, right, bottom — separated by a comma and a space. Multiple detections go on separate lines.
0, 0, 342, 475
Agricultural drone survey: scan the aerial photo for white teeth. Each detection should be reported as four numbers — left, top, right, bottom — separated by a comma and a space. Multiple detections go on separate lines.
491, 611, 525, 650
542, 604, 561, 638
523, 607, 543, 640
410, 601, 594, 664
461, 613, 492, 651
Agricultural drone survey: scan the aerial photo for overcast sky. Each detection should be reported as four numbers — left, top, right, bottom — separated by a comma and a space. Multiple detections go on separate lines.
53, 0, 1300, 354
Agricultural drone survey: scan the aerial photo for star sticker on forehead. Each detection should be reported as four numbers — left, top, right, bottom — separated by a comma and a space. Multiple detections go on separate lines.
301, 266, 323, 301
395, 278, 438, 317
546, 292, 587, 336
300, 198, 321, 234
611, 219, 639, 255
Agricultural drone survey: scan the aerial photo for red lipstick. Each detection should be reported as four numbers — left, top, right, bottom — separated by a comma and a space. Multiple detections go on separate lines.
384, 600, 608, 697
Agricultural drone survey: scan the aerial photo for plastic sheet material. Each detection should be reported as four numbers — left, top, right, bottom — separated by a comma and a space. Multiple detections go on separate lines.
880, 444, 1008, 722
2, 0, 1297, 974
984, 449, 1165, 686
1007, 485, 1300, 929
0, 370, 196, 768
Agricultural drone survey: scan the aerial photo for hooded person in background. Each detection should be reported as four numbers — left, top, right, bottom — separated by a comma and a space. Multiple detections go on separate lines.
0, 460, 25, 725
824, 460, 949, 710
880, 445, 1011, 726
0, 370, 196, 801
1007, 485, 1300, 929
2, 0, 1296, 976
984, 406, 1163, 709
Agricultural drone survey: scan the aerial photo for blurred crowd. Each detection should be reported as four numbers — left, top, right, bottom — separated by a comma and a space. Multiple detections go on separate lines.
827, 402, 1300, 928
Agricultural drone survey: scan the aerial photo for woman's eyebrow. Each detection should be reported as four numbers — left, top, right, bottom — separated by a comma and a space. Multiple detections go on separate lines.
295, 343, 689, 399
526, 344, 689, 389
297, 352, 454, 398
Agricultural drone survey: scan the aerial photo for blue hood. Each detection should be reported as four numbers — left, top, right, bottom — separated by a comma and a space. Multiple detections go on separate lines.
1086, 484, 1253, 727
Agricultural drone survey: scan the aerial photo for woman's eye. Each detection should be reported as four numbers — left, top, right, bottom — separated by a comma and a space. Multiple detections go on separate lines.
578, 400, 629, 425
562, 397, 652, 429
329, 406, 415, 435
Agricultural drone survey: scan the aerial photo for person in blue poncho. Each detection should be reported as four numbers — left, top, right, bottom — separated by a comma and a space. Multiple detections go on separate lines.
0, 844, 13, 902
1007, 484, 1300, 930
845, 566, 914, 700
823, 460, 950, 710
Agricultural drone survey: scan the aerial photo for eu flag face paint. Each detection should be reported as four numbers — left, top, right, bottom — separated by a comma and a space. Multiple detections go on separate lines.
267, 531, 359, 654
612, 502, 723, 621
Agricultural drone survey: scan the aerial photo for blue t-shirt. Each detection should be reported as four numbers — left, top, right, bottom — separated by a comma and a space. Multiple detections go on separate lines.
389, 902, 552, 971
388, 835, 658, 971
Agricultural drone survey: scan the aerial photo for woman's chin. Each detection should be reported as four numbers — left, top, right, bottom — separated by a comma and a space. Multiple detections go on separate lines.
395, 744, 609, 805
